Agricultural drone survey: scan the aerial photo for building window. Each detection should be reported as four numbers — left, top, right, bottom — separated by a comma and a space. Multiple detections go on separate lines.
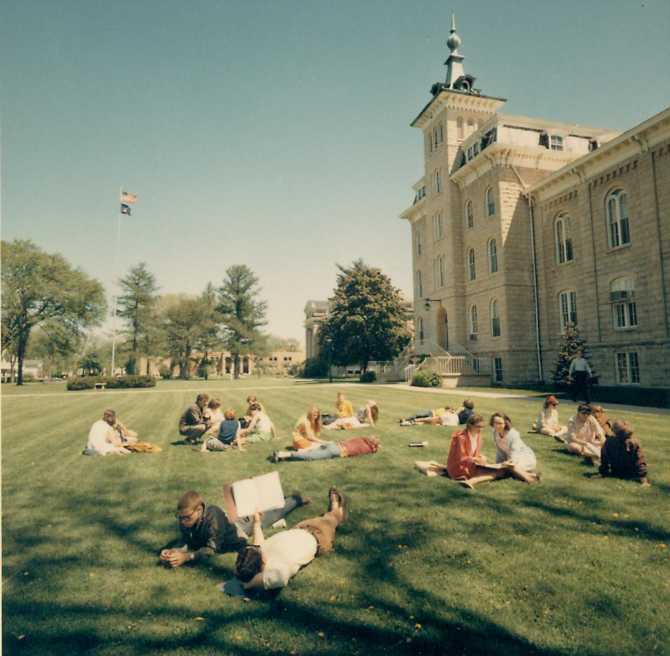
467, 118, 475, 136
606, 189, 631, 248
432, 212, 444, 241
467, 249, 476, 281
485, 187, 495, 216
558, 290, 578, 333
488, 239, 498, 273
616, 352, 640, 384
415, 224, 423, 256
610, 277, 637, 329
433, 257, 446, 289
465, 200, 474, 229
457, 116, 464, 140
418, 317, 425, 343
494, 357, 504, 382
439, 255, 446, 288
416, 270, 423, 298
550, 135, 564, 151
555, 215, 574, 264
469, 305, 478, 336
490, 299, 501, 336
433, 124, 444, 149
472, 357, 480, 374
434, 170, 442, 193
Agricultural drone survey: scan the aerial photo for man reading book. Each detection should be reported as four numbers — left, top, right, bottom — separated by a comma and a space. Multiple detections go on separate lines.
234, 487, 347, 591
159, 488, 309, 567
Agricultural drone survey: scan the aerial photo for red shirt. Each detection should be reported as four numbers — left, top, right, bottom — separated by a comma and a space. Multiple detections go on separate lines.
447, 429, 481, 479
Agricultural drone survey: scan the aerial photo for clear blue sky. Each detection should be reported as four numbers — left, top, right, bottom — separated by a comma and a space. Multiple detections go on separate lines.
3, 0, 669, 342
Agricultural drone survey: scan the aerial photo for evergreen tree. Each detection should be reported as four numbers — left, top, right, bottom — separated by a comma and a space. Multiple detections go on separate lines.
217, 265, 267, 379
552, 325, 596, 386
116, 262, 160, 374
320, 260, 411, 373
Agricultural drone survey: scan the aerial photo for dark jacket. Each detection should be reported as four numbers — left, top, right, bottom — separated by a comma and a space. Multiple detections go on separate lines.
179, 505, 246, 561
599, 436, 648, 479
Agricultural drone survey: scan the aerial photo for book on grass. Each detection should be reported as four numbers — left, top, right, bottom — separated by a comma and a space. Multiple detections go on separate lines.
231, 471, 285, 518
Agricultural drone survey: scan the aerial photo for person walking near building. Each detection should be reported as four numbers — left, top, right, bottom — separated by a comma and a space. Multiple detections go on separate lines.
568, 350, 592, 403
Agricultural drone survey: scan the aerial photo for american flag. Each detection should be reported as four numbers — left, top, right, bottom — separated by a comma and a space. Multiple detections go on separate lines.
120, 204, 132, 216
121, 191, 138, 204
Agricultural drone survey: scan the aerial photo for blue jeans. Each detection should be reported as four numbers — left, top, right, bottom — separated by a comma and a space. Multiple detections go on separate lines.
288, 442, 342, 461
234, 495, 301, 536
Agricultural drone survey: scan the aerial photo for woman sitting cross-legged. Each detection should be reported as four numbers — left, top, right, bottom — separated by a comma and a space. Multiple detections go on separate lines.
324, 400, 380, 430
490, 413, 539, 484
272, 436, 381, 463
565, 404, 606, 464
292, 406, 327, 450
201, 408, 245, 452
535, 395, 568, 440
598, 420, 650, 486
242, 403, 277, 443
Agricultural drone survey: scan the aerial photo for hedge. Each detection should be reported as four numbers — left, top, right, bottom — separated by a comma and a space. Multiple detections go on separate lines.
411, 369, 441, 388
66, 375, 156, 391
359, 371, 377, 383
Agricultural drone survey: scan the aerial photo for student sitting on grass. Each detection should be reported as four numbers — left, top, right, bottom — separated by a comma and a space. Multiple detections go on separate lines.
242, 403, 277, 442
324, 400, 380, 430
490, 413, 539, 485
321, 392, 354, 427
534, 395, 567, 439
179, 393, 211, 444
457, 399, 476, 425
591, 405, 615, 439
293, 407, 327, 449
159, 489, 310, 568
202, 398, 224, 439
234, 487, 347, 591
245, 395, 264, 415
565, 404, 606, 464
399, 406, 459, 427
272, 436, 381, 463
201, 408, 245, 452
84, 409, 131, 455
597, 420, 650, 486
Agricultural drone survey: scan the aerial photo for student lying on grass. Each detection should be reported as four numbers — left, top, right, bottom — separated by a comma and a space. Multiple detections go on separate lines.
271, 436, 381, 463
595, 420, 650, 486
399, 400, 474, 427
234, 487, 347, 591
323, 400, 380, 430
84, 409, 161, 455
159, 489, 310, 567
415, 413, 538, 488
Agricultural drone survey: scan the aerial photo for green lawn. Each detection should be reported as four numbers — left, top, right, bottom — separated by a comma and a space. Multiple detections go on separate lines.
2, 378, 669, 656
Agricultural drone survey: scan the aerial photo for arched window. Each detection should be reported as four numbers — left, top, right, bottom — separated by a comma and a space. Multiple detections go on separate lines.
488, 239, 498, 273
606, 189, 631, 248
485, 187, 495, 216
465, 200, 474, 228
467, 249, 476, 281
555, 215, 574, 264
610, 277, 637, 329
490, 299, 501, 336
558, 290, 577, 333
416, 270, 423, 298
434, 170, 442, 193
457, 116, 464, 140
469, 305, 479, 335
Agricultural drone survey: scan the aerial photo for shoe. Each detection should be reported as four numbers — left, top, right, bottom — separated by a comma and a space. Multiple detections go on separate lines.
328, 487, 348, 523
291, 490, 311, 507
271, 451, 279, 464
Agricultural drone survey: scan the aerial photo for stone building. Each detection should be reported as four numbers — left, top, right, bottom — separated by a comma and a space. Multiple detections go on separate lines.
401, 17, 670, 388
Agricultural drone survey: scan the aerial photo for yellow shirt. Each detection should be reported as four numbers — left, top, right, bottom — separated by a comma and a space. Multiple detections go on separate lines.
336, 400, 354, 418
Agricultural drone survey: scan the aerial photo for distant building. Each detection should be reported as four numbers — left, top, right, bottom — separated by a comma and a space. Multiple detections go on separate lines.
400, 17, 670, 387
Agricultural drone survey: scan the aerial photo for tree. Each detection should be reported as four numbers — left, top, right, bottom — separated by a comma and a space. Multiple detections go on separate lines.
552, 325, 596, 386
319, 260, 411, 373
1, 240, 107, 385
116, 262, 160, 375
217, 265, 267, 379
196, 283, 224, 379
79, 351, 103, 376
26, 322, 83, 378
161, 296, 212, 379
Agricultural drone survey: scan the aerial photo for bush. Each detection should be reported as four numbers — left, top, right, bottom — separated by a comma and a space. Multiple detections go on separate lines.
159, 366, 172, 380
301, 357, 329, 378
359, 371, 377, 383
411, 369, 441, 388
67, 375, 157, 391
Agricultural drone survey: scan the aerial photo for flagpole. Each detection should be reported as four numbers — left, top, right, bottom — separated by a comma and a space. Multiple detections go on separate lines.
110, 186, 123, 376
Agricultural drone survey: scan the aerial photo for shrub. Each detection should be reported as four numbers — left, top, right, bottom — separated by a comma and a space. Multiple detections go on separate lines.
359, 371, 377, 383
411, 369, 441, 388
301, 357, 329, 378
159, 366, 172, 380
67, 375, 156, 391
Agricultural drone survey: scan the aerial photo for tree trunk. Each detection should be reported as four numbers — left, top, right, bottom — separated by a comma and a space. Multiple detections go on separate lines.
16, 331, 29, 386
233, 353, 240, 379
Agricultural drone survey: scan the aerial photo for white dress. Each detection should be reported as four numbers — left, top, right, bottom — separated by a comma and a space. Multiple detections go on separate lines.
493, 428, 536, 472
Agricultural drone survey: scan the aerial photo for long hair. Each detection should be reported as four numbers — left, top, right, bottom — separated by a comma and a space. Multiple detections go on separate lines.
489, 413, 513, 432
307, 406, 321, 435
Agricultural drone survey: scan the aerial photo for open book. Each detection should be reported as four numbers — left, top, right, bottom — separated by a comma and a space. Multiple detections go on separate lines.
230, 471, 285, 518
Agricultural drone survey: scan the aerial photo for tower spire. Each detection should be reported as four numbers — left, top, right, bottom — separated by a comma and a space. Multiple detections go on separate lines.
445, 14, 464, 88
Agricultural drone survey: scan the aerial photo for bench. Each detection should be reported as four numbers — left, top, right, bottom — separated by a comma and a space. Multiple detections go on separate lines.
94, 382, 107, 390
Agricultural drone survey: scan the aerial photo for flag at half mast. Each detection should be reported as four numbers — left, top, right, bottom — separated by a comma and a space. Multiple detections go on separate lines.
121, 191, 138, 204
